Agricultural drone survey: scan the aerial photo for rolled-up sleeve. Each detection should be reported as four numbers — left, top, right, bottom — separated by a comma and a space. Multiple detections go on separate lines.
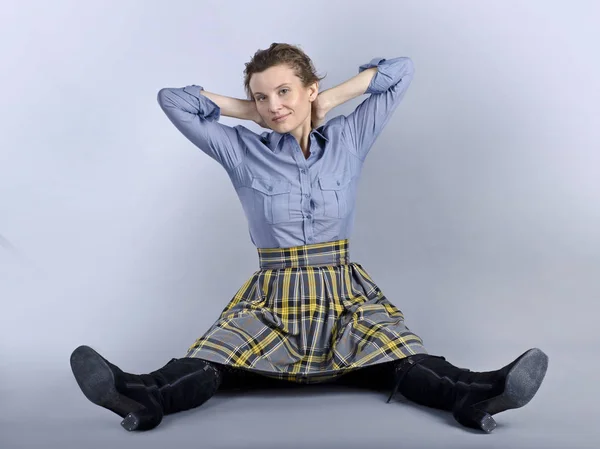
157, 85, 245, 171
342, 57, 415, 161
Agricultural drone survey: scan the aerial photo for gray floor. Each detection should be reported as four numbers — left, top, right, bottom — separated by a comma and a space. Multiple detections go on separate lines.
1, 346, 597, 449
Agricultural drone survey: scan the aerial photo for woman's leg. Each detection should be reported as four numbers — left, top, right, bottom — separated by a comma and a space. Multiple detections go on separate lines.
217, 365, 301, 391
70, 345, 222, 431
338, 348, 549, 433
335, 362, 397, 392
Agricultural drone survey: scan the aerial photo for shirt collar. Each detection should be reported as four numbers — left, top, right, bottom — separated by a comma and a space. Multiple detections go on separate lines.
262, 127, 329, 153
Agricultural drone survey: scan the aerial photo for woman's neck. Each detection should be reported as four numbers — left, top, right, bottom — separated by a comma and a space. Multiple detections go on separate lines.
289, 117, 313, 157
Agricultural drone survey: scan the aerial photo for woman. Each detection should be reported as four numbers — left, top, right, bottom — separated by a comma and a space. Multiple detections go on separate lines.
70, 43, 548, 434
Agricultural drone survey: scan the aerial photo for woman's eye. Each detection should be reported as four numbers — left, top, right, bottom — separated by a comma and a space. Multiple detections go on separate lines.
280, 88, 289, 95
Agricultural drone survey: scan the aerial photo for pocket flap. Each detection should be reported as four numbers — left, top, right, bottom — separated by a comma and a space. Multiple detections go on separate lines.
251, 177, 291, 195
318, 171, 352, 190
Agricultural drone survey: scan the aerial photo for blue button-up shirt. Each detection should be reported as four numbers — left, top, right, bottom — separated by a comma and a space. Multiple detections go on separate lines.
157, 57, 414, 249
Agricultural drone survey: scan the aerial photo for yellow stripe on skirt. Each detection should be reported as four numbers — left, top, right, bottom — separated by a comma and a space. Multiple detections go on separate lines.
185, 239, 427, 383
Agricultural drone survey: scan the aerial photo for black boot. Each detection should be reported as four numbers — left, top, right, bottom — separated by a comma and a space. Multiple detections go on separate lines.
386, 348, 549, 433
70, 345, 222, 431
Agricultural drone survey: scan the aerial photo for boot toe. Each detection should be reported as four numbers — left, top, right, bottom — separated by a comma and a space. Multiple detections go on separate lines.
70, 346, 120, 411
476, 348, 549, 417
70, 345, 149, 420
503, 348, 549, 409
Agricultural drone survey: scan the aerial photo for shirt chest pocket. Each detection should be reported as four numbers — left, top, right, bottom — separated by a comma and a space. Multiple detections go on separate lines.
251, 177, 292, 224
318, 171, 353, 218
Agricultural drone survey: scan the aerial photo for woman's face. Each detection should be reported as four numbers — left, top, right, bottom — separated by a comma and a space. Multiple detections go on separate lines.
249, 64, 317, 133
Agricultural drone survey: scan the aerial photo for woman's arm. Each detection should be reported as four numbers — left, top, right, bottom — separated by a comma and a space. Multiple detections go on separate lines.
200, 90, 265, 126
158, 85, 255, 171
312, 67, 378, 126
314, 57, 415, 159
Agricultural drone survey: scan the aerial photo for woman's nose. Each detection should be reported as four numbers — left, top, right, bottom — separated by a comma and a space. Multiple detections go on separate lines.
268, 99, 282, 112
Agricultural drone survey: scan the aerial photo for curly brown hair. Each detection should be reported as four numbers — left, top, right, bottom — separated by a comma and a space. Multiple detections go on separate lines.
243, 43, 326, 100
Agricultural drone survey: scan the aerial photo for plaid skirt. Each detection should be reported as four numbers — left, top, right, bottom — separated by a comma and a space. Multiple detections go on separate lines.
185, 239, 427, 383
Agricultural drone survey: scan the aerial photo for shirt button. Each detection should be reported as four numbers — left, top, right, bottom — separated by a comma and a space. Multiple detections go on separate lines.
336, 181, 340, 186
304, 193, 309, 198
307, 214, 312, 219
267, 186, 273, 191
300, 169, 306, 174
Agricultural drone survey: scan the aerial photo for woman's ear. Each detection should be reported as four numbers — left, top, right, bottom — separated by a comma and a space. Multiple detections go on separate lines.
308, 82, 319, 102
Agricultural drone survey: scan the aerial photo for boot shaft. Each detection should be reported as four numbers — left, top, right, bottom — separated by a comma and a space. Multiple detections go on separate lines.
396, 355, 504, 410
148, 357, 222, 415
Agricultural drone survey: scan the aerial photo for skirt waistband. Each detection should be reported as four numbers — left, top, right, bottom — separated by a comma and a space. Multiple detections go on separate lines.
258, 239, 350, 269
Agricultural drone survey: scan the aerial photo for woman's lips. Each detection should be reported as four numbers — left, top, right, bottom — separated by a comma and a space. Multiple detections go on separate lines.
272, 114, 290, 123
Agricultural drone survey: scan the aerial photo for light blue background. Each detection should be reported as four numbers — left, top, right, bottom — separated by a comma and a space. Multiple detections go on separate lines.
1, 0, 598, 448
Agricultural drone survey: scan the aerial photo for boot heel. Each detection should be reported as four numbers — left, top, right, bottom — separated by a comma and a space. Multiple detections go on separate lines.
453, 406, 497, 433
121, 408, 163, 431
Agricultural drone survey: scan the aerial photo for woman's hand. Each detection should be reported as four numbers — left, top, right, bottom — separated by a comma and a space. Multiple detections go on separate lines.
250, 102, 268, 129
311, 93, 329, 129
254, 115, 268, 129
